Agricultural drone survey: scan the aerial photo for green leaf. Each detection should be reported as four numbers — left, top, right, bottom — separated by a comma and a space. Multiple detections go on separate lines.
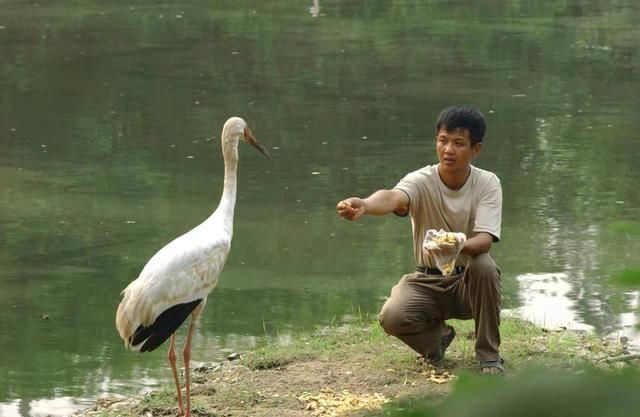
610, 268, 640, 287
608, 220, 640, 235
383, 367, 640, 417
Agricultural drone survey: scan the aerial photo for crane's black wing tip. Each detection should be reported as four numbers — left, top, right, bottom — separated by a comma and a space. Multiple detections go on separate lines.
131, 299, 203, 352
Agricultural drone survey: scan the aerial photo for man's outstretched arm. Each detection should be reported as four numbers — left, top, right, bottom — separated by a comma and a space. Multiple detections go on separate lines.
337, 189, 409, 221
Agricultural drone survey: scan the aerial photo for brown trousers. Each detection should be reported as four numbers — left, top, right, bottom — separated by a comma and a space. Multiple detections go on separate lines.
378, 253, 501, 361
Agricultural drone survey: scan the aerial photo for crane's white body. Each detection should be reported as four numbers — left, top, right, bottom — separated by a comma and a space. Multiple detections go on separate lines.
116, 213, 232, 348
116, 117, 245, 350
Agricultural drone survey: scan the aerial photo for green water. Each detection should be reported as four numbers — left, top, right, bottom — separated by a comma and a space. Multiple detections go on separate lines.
1, 0, 639, 415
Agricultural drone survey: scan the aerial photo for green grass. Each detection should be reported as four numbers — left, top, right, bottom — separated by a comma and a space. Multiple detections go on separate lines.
243, 319, 392, 370
245, 316, 613, 375
138, 387, 180, 415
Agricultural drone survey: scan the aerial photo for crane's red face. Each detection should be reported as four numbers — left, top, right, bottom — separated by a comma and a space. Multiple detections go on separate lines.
244, 127, 271, 158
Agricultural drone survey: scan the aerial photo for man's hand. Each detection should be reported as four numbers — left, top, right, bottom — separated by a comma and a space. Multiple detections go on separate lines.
422, 230, 466, 275
337, 198, 366, 221
460, 232, 494, 256
337, 189, 409, 220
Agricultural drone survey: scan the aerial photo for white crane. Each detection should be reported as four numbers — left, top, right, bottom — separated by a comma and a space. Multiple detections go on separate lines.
115, 116, 270, 417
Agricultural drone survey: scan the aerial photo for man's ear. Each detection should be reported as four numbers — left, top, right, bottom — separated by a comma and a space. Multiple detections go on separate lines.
472, 143, 482, 158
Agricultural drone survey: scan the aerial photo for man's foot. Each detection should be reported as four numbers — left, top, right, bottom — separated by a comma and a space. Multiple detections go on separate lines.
426, 325, 456, 365
479, 357, 505, 374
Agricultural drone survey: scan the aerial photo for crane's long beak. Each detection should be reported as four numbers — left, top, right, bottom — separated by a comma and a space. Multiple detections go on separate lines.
244, 127, 271, 158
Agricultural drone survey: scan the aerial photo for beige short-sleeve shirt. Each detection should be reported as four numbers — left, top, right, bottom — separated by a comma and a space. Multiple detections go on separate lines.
394, 164, 502, 268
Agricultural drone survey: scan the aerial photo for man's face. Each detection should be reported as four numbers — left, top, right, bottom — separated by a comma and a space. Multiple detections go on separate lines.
435, 127, 481, 172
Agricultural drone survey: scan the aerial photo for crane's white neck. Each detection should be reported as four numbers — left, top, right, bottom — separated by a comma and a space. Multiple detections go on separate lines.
210, 137, 239, 233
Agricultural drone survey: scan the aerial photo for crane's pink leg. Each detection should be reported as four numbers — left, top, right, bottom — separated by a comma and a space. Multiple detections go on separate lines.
168, 333, 185, 416
183, 318, 197, 417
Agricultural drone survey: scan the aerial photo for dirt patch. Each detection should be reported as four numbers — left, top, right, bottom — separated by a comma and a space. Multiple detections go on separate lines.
194, 358, 450, 416
78, 356, 452, 417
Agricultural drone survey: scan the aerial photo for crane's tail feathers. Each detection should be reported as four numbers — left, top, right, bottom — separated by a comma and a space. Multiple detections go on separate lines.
130, 299, 202, 352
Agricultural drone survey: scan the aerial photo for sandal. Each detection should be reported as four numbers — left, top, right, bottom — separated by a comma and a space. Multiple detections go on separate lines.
479, 357, 505, 374
427, 325, 456, 365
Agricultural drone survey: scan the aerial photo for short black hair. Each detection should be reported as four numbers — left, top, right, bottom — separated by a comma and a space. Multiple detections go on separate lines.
435, 106, 487, 146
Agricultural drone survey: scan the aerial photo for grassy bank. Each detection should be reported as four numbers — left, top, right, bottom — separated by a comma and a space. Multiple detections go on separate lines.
77, 317, 631, 417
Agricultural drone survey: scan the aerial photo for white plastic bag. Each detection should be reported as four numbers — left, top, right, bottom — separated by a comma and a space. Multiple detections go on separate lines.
422, 229, 466, 276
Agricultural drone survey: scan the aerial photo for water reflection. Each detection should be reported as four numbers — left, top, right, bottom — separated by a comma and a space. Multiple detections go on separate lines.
0, 374, 159, 417
0, 397, 93, 417
310, 0, 320, 17
506, 273, 594, 331
507, 273, 640, 352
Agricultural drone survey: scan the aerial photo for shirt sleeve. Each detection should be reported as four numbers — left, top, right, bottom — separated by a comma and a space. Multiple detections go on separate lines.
393, 170, 422, 217
474, 174, 502, 241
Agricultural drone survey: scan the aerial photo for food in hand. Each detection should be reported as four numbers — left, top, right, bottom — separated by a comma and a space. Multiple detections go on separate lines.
432, 232, 460, 246
337, 201, 352, 210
